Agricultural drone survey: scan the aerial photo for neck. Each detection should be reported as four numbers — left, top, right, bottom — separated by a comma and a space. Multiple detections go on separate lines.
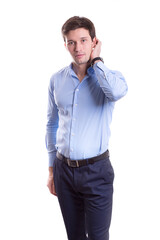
72, 62, 89, 82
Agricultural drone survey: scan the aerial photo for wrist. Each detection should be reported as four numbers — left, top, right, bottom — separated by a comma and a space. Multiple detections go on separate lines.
93, 60, 101, 64
91, 57, 104, 67
49, 167, 53, 175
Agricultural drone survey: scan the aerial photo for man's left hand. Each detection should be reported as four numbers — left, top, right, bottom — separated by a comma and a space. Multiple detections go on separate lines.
90, 38, 102, 61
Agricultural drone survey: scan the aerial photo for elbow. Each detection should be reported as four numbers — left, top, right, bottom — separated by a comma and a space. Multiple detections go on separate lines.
108, 85, 128, 101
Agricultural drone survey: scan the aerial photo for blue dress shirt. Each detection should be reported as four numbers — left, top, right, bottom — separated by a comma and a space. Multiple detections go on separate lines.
46, 61, 128, 167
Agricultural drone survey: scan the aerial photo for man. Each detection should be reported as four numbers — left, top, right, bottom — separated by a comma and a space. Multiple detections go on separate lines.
46, 16, 128, 240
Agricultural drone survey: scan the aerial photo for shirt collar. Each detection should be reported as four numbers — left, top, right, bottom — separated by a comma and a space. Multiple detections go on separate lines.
87, 66, 95, 75
68, 63, 95, 77
68, 63, 77, 78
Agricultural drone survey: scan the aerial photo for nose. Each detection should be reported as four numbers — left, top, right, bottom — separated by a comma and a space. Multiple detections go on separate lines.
75, 42, 82, 52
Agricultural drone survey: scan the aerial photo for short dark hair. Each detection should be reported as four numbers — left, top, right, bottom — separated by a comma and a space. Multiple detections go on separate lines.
61, 16, 96, 42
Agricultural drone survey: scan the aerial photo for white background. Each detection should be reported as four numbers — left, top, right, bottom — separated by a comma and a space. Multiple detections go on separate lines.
0, 0, 160, 239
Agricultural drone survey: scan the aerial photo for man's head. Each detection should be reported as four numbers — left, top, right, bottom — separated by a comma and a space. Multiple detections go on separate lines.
62, 16, 96, 42
61, 16, 97, 65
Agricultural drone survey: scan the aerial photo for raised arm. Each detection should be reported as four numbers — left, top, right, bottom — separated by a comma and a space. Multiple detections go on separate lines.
93, 62, 128, 101
91, 38, 128, 101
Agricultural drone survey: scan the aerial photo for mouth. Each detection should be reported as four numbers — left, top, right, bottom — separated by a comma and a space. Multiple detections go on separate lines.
75, 54, 85, 59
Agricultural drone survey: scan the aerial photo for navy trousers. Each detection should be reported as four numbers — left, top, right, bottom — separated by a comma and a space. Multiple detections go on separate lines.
53, 153, 114, 240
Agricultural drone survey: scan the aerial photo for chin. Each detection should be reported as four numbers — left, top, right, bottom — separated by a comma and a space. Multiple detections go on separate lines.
75, 58, 90, 65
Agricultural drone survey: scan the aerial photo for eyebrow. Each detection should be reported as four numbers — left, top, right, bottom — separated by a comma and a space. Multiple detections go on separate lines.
67, 37, 89, 42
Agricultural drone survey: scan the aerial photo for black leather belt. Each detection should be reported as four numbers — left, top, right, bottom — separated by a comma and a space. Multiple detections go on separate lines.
56, 150, 109, 168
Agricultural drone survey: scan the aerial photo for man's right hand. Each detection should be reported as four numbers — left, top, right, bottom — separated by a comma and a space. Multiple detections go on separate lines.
47, 167, 57, 196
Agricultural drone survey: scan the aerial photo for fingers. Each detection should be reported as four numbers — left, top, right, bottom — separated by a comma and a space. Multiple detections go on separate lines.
51, 184, 57, 196
47, 178, 57, 196
91, 38, 102, 60
49, 183, 57, 196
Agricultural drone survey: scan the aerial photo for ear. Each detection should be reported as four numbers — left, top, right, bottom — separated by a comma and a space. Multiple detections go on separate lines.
64, 42, 68, 51
92, 37, 97, 48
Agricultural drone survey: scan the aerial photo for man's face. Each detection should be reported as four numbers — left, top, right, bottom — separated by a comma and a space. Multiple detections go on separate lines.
65, 28, 96, 65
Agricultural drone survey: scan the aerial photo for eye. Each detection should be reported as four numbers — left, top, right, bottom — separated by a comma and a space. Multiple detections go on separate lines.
81, 39, 87, 43
67, 41, 74, 46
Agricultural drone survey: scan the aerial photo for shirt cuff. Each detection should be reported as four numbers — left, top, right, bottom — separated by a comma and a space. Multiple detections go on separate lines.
93, 61, 110, 75
48, 151, 57, 167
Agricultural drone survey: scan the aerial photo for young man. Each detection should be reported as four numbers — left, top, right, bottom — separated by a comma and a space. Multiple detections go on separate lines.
46, 16, 128, 240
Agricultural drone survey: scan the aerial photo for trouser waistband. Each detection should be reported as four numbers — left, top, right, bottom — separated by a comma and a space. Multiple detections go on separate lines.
56, 150, 109, 168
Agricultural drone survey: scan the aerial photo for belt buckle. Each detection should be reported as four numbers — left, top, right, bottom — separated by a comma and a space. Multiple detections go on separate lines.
67, 159, 79, 168
72, 160, 79, 167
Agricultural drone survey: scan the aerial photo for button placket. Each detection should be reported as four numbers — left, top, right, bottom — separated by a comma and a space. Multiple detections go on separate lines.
69, 86, 80, 158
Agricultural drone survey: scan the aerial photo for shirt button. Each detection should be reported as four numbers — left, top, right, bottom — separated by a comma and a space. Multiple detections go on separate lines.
75, 103, 78, 106
76, 89, 79, 91
71, 133, 75, 136
70, 148, 73, 152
